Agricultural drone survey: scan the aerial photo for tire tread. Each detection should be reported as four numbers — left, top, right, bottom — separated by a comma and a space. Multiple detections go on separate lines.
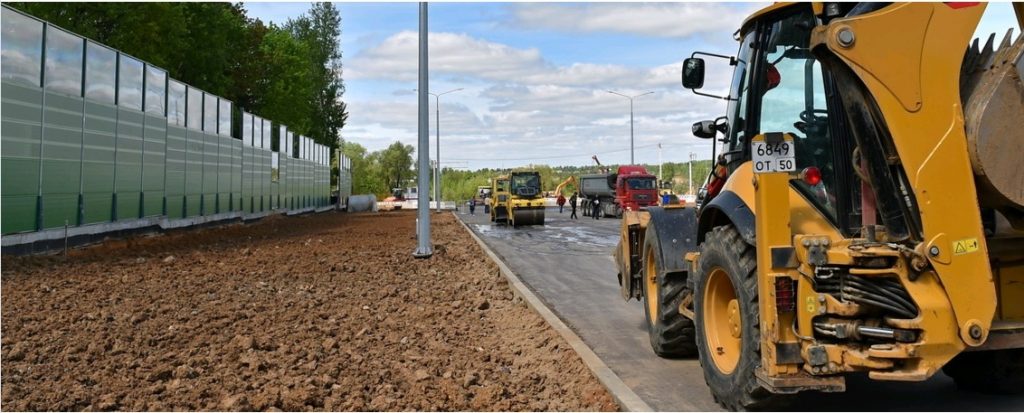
695, 225, 786, 411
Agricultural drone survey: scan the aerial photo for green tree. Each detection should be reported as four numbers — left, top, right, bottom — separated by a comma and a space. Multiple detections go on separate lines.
288, 3, 348, 153
257, 25, 313, 134
8, 2, 348, 154
379, 142, 415, 192
342, 142, 383, 196
174, 3, 248, 98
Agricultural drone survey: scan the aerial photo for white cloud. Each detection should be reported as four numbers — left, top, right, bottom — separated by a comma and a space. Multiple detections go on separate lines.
348, 31, 734, 92
348, 31, 544, 82
344, 83, 726, 169
510, 3, 762, 39
343, 29, 738, 168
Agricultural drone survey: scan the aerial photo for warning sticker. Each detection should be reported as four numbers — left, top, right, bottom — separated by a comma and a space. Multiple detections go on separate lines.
805, 296, 816, 313
953, 238, 980, 255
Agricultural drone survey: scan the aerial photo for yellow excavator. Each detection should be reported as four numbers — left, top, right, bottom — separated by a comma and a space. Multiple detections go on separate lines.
508, 171, 546, 227
551, 176, 577, 198
490, 175, 510, 223
614, 2, 1024, 409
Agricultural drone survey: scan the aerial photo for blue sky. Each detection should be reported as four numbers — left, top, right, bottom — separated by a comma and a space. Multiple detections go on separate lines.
246, 2, 1021, 170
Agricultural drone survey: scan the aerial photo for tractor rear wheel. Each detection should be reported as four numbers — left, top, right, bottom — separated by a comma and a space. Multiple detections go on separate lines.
641, 224, 697, 357
694, 225, 785, 411
943, 348, 1024, 394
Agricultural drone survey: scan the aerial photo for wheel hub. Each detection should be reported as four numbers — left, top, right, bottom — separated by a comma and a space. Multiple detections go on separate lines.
645, 248, 659, 320
703, 267, 741, 374
727, 299, 741, 338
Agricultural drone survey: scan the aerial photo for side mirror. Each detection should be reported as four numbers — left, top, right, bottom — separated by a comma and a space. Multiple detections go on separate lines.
682, 58, 706, 89
692, 120, 716, 139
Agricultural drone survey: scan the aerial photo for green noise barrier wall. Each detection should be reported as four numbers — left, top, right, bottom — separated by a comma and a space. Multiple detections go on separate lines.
1, 6, 334, 243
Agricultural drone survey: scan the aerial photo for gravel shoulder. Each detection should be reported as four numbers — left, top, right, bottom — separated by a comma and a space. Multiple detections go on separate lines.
1, 211, 617, 411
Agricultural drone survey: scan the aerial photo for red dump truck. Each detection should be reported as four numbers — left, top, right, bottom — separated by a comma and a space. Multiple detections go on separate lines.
580, 165, 659, 218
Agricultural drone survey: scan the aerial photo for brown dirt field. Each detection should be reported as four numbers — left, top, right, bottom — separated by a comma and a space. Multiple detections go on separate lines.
1, 211, 617, 411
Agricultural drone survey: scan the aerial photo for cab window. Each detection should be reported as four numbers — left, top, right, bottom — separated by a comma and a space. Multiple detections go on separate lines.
757, 9, 838, 221
626, 178, 656, 190
726, 32, 755, 158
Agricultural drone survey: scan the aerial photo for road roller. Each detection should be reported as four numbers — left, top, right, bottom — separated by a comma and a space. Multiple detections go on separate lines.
508, 171, 545, 227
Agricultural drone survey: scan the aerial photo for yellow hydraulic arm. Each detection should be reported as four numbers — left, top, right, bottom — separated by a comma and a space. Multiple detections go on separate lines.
553, 176, 577, 197
811, 3, 995, 346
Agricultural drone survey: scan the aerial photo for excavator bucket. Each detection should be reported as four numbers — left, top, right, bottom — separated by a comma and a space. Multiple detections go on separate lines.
961, 29, 1024, 227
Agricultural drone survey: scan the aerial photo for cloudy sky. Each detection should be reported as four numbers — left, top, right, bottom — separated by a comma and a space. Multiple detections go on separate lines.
247, 2, 1020, 170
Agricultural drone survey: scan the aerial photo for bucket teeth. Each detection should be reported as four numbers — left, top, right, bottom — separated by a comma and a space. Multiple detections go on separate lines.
961, 27, 1024, 213
961, 30, 1023, 105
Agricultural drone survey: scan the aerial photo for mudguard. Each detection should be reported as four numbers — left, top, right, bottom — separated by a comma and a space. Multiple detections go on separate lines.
645, 206, 698, 276
697, 190, 756, 246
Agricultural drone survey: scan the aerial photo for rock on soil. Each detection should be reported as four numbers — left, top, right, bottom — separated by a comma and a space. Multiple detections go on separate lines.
1, 211, 618, 411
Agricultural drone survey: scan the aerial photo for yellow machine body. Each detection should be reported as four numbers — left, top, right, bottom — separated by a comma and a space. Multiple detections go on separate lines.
614, 2, 1024, 405
490, 175, 510, 223
508, 171, 545, 227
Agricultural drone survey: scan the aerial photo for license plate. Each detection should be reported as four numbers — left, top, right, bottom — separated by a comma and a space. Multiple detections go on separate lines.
752, 140, 795, 173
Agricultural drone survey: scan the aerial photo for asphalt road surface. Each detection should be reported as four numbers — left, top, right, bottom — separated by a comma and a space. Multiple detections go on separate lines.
457, 206, 1024, 411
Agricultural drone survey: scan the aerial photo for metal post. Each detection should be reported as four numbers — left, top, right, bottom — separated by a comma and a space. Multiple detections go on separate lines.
413, 2, 432, 259
435, 95, 440, 212
430, 89, 461, 210
658, 143, 663, 181
629, 99, 634, 164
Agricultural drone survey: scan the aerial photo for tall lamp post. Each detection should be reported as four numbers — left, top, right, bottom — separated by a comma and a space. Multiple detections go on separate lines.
415, 87, 463, 212
414, 2, 431, 259
607, 90, 654, 164
429, 88, 462, 212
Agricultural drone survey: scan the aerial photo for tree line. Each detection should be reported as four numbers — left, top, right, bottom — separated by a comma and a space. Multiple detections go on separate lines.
9, 2, 348, 157
342, 139, 713, 202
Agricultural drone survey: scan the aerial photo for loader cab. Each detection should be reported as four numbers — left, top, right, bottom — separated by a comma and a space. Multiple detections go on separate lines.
683, 3, 862, 236
491, 176, 510, 205
510, 172, 542, 199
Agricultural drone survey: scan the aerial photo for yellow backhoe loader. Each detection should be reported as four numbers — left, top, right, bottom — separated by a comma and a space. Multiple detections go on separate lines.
614, 2, 1024, 410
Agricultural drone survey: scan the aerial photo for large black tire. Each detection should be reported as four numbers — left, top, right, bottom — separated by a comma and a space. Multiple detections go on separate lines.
641, 224, 697, 357
693, 225, 785, 411
943, 349, 1024, 394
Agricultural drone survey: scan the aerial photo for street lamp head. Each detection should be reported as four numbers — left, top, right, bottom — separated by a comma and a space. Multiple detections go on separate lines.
607, 90, 653, 99
439, 88, 464, 96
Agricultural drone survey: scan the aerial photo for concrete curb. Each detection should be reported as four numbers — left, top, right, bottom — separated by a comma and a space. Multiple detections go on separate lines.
454, 213, 653, 412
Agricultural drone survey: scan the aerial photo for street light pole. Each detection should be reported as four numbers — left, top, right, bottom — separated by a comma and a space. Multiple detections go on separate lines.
415, 88, 463, 212
434, 94, 439, 212
658, 143, 663, 182
607, 90, 654, 164
414, 2, 432, 259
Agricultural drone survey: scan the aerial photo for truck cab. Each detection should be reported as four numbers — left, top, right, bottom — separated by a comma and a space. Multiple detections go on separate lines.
614, 166, 659, 213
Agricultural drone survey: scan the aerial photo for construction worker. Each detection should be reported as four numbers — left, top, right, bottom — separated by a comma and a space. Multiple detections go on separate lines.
592, 198, 601, 220
469, 198, 476, 215
569, 192, 578, 220
557, 194, 566, 213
